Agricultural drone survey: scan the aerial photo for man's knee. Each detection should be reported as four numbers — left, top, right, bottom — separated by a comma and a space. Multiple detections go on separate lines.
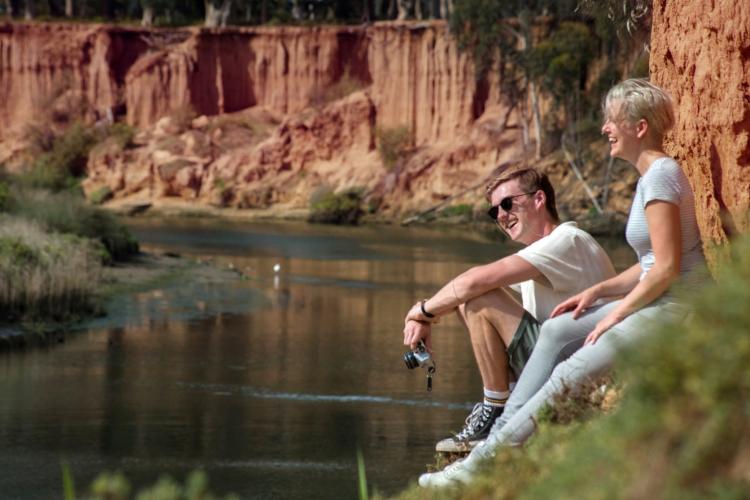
463, 288, 516, 318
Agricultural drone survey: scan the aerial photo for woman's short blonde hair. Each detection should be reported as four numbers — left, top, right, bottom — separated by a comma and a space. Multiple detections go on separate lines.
604, 78, 675, 138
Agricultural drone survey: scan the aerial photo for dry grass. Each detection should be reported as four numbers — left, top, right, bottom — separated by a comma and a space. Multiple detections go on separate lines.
0, 215, 102, 321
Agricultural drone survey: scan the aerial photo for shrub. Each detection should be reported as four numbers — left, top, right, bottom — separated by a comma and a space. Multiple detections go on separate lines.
308, 188, 363, 225
8, 188, 139, 263
108, 122, 136, 150
0, 180, 10, 212
438, 204, 475, 220
20, 122, 98, 192
376, 126, 413, 170
0, 215, 102, 322
75, 469, 238, 500
88, 186, 113, 205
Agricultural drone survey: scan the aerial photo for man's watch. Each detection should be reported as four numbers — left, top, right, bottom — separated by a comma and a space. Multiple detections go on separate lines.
420, 299, 435, 319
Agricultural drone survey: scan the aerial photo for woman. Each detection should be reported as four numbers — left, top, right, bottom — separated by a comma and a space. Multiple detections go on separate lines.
419, 78, 708, 487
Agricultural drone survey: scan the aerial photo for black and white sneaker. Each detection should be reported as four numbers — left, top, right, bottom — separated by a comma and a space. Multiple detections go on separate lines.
435, 402, 503, 453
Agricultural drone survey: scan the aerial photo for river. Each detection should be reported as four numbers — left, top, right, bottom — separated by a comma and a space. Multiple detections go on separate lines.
0, 218, 633, 499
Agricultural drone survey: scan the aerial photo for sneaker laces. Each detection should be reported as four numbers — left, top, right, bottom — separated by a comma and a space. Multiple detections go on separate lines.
454, 403, 493, 441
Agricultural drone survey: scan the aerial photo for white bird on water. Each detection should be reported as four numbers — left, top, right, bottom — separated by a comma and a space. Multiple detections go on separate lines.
273, 263, 281, 273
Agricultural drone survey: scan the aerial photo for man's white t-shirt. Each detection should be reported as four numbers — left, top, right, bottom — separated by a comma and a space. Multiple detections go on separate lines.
511, 222, 616, 321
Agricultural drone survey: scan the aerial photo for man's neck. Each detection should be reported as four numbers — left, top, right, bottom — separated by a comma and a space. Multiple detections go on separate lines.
522, 217, 558, 246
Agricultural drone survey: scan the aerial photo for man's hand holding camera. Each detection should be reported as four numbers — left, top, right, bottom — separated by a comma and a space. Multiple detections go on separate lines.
403, 299, 438, 352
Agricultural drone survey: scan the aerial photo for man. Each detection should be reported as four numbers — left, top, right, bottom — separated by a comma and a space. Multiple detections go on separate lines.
403, 165, 615, 453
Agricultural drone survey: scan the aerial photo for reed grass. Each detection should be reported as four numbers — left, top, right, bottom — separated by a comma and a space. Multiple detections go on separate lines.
0, 215, 102, 322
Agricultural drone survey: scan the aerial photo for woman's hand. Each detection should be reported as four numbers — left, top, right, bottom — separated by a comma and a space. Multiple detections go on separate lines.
403, 319, 432, 352
584, 311, 623, 345
550, 285, 601, 319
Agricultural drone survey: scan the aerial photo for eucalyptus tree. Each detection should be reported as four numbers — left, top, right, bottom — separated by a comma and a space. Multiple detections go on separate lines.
204, 0, 231, 26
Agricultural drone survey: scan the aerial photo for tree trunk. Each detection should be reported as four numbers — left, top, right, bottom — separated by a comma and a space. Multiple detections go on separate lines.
4, 0, 13, 17
64, 0, 72, 17
439, 0, 451, 19
529, 81, 542, 159
396, 0, 408, 20
204, 0, 232, 27
414, 0, 421, 20
290, 0, 302, 20
141, 5, 154, 26
24, 0, 34, 19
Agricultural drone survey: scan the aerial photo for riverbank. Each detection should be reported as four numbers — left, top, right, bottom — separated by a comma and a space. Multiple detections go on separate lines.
0, 249, 244, 352
103, 195, 628, 238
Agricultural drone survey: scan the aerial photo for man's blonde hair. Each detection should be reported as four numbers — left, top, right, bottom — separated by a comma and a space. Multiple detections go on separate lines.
604, 78, 675, 139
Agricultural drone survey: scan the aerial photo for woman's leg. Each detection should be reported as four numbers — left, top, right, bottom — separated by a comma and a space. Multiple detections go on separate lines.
492, 301, 621, 431
486, 299, 687, 447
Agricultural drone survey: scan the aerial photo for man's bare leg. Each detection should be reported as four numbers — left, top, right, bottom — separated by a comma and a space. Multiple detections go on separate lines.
435, 287, 525, 452
457, 287, 525, 392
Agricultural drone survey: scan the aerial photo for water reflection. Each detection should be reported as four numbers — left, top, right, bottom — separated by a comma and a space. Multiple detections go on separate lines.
0, 219, 634, 499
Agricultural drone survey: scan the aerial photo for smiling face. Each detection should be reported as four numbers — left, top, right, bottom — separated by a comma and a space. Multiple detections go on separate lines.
489, 178, 544, 245
602, 101, 642, 163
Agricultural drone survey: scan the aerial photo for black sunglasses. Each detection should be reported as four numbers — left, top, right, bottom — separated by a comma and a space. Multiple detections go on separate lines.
487, 192, 536, 220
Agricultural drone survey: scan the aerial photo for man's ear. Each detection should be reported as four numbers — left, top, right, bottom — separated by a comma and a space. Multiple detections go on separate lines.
534, 190, 546, 210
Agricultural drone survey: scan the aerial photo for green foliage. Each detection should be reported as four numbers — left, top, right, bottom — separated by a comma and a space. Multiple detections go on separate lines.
400, 237, 750, 499
308, 188, 363, 225
376, 126, 413, 171
89, 186, 114, 205
0, 215, 102, 322
7, 188, 139, 263
0, 180, 11, 212
62, 463, 76, 500
357, 448, 369, 500
20, 122, 98, 193
527, 22, 596, 107
77, 469, 238, 500
109, 122, 137, 150
438, 204, 474, 220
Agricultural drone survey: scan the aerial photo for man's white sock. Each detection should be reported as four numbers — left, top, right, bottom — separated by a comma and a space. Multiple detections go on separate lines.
483, 388, 509, 407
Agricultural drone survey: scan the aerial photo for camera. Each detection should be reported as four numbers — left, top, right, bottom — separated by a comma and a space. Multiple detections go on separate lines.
403, 340, 433, 369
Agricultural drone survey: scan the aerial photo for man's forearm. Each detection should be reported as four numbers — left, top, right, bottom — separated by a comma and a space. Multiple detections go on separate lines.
419, 256, 540, 320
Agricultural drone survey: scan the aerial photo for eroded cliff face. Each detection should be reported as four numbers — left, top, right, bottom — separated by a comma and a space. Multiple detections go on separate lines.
651, 0, 750, 252
2, 15, 747, 238
1, 21, 523, 217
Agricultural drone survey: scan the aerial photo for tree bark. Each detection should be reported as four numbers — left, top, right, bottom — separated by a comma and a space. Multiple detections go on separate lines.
204, 0, 232, 27
396, 0, 408, 20
439, 0, 451, 19
529, 81, 542, 159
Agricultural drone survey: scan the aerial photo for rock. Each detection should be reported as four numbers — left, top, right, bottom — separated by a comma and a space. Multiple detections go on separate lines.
651, 0, 750, 262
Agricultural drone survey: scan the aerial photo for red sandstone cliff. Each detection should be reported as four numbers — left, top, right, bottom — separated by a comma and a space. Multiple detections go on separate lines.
1, 15, 747, 246
0, 21, 525, 219
651, 0, 750, 251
